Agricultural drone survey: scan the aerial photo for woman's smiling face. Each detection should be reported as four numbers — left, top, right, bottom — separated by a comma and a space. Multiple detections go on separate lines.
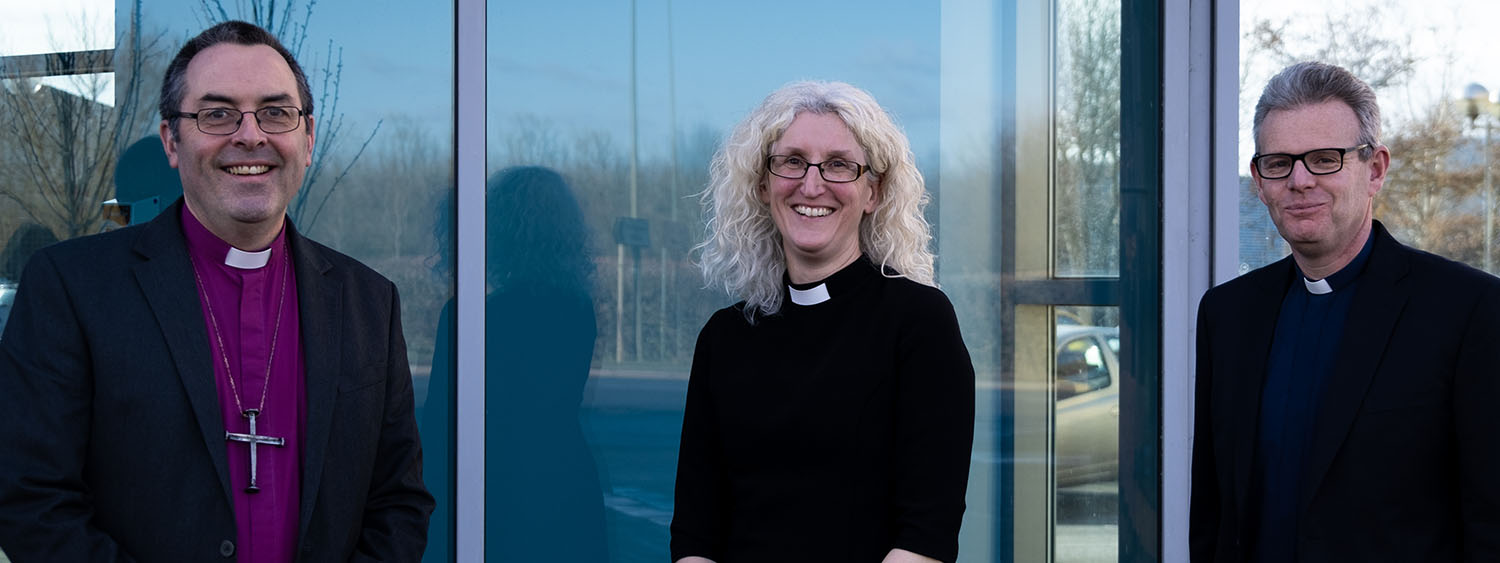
761, 111, 878, 282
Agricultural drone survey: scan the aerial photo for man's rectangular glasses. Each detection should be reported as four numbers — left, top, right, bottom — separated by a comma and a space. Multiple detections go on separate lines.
1251, 144, 1369, 179
173, 106, 307, 135
767, 155, 868, 183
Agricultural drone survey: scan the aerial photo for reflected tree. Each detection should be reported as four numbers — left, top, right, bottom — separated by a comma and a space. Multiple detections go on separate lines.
491, 114, 725, 365
1054, 0, 1121, 276
0, 1, 164, 240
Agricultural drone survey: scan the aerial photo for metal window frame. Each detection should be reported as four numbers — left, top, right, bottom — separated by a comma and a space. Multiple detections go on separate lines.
991, 0, 1174, 559
455, 0, 485, 559
1119, 0, 1164, 558
1159, 0, 1238, 560
0, 50, 114, 79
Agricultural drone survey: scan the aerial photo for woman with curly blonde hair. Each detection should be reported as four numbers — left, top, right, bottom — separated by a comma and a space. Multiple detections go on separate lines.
696, 81, 937, 320
672, 81, 975, 563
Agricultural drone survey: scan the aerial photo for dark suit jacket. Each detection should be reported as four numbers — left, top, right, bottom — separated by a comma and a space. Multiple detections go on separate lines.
0, 200, 433, 562
1191, 221, 1500, 562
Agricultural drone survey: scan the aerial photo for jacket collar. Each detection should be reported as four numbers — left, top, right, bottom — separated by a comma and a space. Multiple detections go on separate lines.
130, 198, 343, 527
1225, 220, 1412, 524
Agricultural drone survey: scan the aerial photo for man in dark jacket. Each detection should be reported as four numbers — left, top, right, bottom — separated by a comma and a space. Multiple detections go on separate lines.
1191, 61, 1500, 562
0, 21, 433, 562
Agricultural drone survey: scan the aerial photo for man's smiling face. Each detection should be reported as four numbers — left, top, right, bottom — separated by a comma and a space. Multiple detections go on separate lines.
1253, 99, 1385, 267
161, 42, 314, 248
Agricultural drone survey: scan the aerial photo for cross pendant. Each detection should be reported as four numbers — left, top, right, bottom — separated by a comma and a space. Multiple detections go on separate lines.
225, 409, 285, 494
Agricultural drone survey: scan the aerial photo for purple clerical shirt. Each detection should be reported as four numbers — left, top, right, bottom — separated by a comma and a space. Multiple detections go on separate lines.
183, 207, 306, 563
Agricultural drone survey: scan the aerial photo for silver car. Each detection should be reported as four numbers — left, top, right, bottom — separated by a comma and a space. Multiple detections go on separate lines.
1054, 325, 1120, 488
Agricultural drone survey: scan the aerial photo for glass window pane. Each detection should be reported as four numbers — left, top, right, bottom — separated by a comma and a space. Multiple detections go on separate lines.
0, 8, 124, 560
0, 1, 114, 57
0, 70, 120, 302
1054, 306, 1121, 562
491, 2, 1128, 563
487, 2, 956, 560
1054, 0, 1121, 278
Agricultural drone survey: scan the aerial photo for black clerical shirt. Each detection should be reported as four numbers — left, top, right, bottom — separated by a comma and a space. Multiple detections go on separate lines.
1251, 234, 1374, 562
671, 257, 975, 562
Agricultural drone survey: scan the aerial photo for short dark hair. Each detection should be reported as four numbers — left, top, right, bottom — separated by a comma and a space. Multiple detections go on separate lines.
1253, 61, 1380, 161
159, 21, 313, 138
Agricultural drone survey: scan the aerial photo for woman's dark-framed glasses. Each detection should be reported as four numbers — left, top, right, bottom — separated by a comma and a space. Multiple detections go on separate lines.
1252, 144, 1369, 180
174, 106, 307, 135
767, 155, 868, 183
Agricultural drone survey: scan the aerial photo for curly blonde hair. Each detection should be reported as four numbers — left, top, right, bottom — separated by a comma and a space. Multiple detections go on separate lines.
695, 80, 936, 321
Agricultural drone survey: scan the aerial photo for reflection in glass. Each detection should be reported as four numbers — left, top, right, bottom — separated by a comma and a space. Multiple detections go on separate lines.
489, 1, 1132, 561
0, 225, 59, 283
0, 69, 143, 241
482, 167, 607, 559
1053, 306, 1120, 563
0, 224, 58, 336
1053, 0, 1121, 278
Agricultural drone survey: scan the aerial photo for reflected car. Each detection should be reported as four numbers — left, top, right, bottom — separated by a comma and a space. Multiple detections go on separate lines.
0, 281, 16, 337
1054, 325, 1120, 488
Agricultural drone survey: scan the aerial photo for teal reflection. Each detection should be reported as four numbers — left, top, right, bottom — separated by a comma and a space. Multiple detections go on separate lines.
484, 167, 606, 559
430, 167, 607, 560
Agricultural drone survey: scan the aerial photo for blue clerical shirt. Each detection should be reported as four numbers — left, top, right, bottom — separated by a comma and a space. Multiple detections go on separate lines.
1251, 233, 1374, 563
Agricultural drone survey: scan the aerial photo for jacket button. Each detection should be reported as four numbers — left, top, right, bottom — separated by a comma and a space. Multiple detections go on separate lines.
220, 539, 235, 557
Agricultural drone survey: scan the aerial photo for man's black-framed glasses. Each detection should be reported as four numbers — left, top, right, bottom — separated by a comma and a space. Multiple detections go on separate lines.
767, 155, 869, 183
174, 106, 307, 135
1252, 144, 1369, 180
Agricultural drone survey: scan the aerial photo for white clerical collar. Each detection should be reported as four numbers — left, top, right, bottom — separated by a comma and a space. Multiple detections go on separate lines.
1303, 277, 1333, 295
788, 283, 831, 306
224, 246, 272, 269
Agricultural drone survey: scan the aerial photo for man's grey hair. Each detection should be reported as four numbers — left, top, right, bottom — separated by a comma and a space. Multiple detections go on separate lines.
1253, 61, 1380, 160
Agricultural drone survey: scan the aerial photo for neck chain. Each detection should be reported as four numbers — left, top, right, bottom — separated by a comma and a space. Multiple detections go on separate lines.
190, 244, 290, 418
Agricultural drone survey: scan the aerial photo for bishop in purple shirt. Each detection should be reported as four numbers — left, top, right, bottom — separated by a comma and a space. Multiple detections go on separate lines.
185, 207, 307, 563
0, 21, 432, 562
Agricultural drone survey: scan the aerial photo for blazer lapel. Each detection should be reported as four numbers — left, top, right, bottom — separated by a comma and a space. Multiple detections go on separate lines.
1298, 224, 1411, 513
1228, 257, 1292, 520
130, 202, 235, 507
288, 223, 342, 542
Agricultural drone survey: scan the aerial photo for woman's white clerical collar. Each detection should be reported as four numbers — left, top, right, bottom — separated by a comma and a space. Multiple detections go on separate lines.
224, 246, 272, 269
788, 283, 831, 306
1303, 277, 1333, 295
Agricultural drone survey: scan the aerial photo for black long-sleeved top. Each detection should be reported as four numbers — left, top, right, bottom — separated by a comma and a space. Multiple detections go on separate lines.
671, 257, 976, 562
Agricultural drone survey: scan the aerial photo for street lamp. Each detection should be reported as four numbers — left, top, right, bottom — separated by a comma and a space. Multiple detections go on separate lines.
1465, 82, 1497, 274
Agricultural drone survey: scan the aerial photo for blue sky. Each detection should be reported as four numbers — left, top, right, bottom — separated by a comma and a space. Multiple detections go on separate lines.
12, 0, 1500, 168
4, 0, 955, 163
488, 0, 942, 162
1, 0, 960, 181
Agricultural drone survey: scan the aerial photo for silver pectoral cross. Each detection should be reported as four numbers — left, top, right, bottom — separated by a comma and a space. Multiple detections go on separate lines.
225, 409, 285, 494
